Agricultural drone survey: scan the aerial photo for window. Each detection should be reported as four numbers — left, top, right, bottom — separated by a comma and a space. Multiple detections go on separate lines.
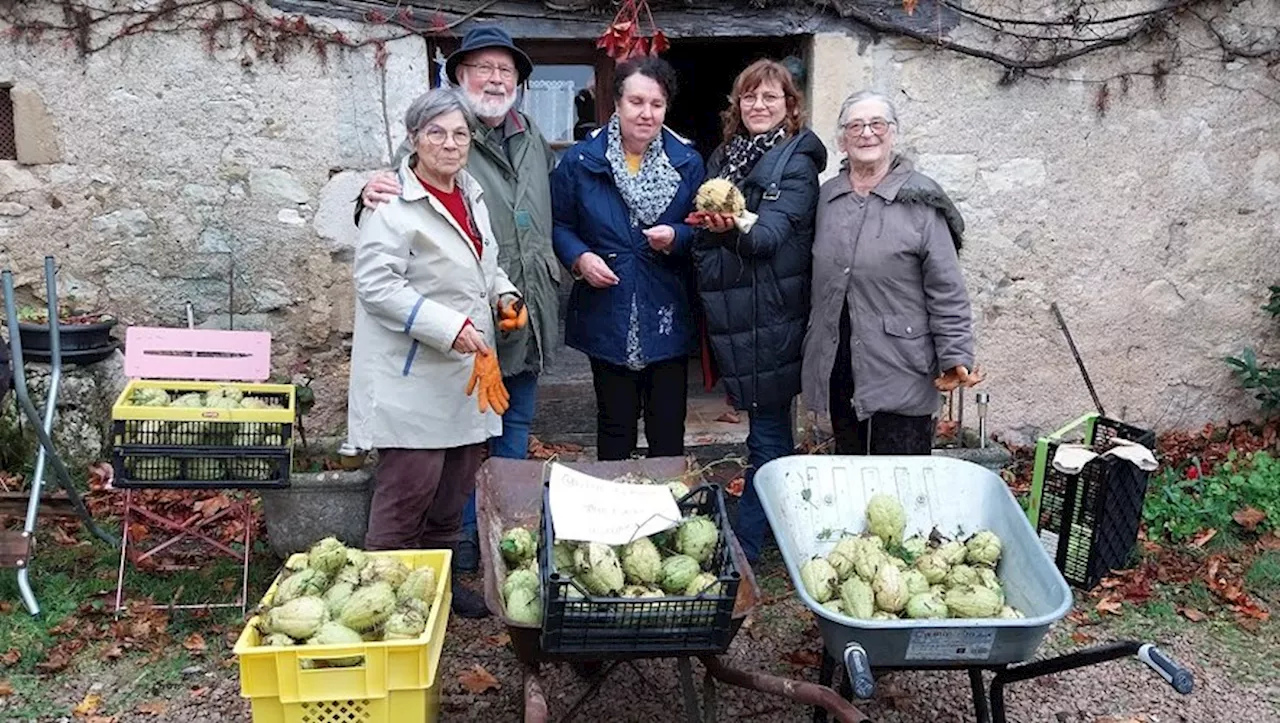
0, 86, 15, 161
523, 64, 594, 156
427, 40, 613, 161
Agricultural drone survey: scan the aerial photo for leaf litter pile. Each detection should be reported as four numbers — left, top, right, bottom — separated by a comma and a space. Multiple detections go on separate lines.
81, 462, 264, 572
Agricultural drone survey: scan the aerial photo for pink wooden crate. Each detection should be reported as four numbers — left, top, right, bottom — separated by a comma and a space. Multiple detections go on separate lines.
123, 327, 272, 382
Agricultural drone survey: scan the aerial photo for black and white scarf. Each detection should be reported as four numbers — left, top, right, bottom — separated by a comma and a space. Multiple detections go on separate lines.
604, 115, 682, 227
719, 126, 788, 186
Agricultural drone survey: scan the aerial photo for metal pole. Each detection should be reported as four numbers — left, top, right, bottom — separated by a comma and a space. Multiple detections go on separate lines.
15, 257, 63, 615
2, 271, 116, 555
1050, 302, 1107, 418
975, 392, 989, 449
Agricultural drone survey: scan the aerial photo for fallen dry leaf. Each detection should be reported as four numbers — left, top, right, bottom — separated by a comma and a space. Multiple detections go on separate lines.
0, 602, 12, 614
73, 692, 102, 716
135, 700, 168, 715
183, 633, 207, 654
0, 680, 13, 696
1189, 528, 1218, 548
782, 649, 823, 668
52, 526, 79, 546
902, 0, 919, 15
725, 477, 744, 498
36, 639, 84, 673
49, 616, 80, 636
1070, 630, 1093, 645
100, 644, 124, 661
1260, 532, 1280, 551
1095, 598, 1124, 616
457, 664, 500, 694
483, 632, 511, 648
1232, 506, 1267, 532
0, 648, 20, 667
1178, 607, 1208, 622
714, 411, 741, 424
85, 716, 118, 723
189, 686, 209, 698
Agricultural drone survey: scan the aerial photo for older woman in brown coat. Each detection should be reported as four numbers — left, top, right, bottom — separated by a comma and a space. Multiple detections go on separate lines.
801, 90, 982, 455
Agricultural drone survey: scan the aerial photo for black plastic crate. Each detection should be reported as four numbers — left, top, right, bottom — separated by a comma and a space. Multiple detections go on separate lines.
537, 482, 741, 657
1033, 416, 1155, 590
111, 417, 293, 490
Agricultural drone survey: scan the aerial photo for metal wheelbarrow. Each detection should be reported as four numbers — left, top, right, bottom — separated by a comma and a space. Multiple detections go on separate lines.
477, 456, 870, 722
754, 454, 1194, 723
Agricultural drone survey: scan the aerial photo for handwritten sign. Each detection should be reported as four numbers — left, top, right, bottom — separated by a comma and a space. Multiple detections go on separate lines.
548, 463, 683, 545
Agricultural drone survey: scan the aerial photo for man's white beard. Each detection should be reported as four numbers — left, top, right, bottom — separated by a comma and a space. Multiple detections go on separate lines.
465, 88, 517, 121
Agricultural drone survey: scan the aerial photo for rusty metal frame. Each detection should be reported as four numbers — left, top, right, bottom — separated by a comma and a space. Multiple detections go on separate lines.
112, 488, 253, 616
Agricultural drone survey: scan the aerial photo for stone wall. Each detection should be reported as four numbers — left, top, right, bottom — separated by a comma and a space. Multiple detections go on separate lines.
0, 2, 1276, 448
808, 18, 1280, 443
0, 351, 127, 475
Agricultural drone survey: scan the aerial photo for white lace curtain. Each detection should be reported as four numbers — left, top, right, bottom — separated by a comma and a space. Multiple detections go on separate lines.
520, 79, 577, 144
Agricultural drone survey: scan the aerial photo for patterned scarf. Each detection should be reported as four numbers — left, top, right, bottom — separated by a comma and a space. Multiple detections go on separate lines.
604, 115, 682, 226
719, 126, 788, 186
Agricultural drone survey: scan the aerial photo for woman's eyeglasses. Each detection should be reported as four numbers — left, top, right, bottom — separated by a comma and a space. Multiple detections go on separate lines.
422, 127, 473, 146
739, 92, 784, 108
842, 119, 894, 136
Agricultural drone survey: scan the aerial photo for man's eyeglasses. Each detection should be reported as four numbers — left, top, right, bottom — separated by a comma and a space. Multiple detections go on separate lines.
842, 119, 894, 136
460, 62, 516, 81
422, 127, 473, 146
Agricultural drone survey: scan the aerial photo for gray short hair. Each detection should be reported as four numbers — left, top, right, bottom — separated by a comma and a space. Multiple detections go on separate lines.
404, 87, 476, 142
837, 90, 899, 134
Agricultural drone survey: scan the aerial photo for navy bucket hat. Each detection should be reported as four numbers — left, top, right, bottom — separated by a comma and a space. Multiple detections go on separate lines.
446, 26, 534, 85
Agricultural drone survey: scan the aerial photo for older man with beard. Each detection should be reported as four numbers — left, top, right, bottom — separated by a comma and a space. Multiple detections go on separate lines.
357, 27, 559, 576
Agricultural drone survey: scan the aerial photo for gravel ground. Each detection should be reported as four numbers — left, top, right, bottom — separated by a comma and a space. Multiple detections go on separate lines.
21, 562, 1276, 723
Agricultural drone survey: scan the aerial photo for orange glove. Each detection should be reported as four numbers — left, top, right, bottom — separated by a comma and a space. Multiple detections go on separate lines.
465, 350, 510, 415
497, 295, 528, 333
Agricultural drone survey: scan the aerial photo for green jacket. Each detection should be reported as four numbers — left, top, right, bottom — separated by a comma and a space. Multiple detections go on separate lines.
387, 110, 560, 378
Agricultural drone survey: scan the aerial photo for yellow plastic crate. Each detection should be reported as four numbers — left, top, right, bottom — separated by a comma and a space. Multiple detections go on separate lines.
233, 550, 452, 723
110, 380, 298, 488
112, 379, 297, 423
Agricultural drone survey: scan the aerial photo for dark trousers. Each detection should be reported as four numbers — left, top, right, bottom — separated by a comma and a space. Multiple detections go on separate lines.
591, 356, 689, 461
736, 404, 795, 562
829, 303, 934, 455
364, 445, 485, 551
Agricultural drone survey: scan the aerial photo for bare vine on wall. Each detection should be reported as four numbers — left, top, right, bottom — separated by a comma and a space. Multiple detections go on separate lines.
1, 0, 1277, 108
832, 0, 1280, 109
0, 0, 457, 67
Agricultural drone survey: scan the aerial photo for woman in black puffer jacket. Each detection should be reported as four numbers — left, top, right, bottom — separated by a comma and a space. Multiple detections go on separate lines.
690, 59, 827, 562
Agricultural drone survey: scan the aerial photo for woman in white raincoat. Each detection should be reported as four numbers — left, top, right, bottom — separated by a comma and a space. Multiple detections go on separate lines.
347, 87, 525, 618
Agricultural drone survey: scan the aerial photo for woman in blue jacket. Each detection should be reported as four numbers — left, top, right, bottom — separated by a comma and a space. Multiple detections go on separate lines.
551, 56, 705, 460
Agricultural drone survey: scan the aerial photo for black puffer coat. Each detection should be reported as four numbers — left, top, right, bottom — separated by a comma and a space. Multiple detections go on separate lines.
692, 129, 827, 411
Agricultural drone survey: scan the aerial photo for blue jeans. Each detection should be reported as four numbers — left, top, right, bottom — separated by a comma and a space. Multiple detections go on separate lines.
461, 371, 539, 532
736, 404, 795, 563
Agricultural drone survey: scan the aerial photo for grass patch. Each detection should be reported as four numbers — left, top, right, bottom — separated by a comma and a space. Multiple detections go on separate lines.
1245, 550, 1280, 594
0, 521, 281, 700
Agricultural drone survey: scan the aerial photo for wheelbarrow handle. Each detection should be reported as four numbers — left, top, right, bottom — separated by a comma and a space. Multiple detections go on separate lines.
1138, 643, 1194, 695
842, 643, 875, 700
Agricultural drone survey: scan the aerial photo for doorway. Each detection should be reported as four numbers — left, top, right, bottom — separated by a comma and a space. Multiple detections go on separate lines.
530, 35, 814, 451
662, 36, 808, 161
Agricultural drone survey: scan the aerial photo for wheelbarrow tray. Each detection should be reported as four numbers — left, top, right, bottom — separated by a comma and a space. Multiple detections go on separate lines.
754, 454, 1073, 668
477, 457, 761, 665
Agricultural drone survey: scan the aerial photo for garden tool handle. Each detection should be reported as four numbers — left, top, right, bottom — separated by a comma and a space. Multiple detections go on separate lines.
842, 642, 875, 700
1138, 644, 1194, 695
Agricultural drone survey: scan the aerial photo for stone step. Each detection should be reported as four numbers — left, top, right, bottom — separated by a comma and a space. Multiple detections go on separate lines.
532, 379, 749, 452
